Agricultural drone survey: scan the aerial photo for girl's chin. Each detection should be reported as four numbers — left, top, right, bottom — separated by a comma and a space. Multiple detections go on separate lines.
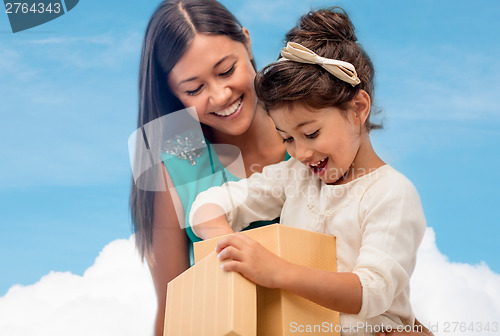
320, 169, 345, 185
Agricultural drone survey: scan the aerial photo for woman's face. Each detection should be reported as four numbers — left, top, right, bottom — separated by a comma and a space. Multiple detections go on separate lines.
168, 32, 258, 137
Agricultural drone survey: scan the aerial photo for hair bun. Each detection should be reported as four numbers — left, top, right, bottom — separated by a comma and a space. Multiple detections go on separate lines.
292, 7, 357, 43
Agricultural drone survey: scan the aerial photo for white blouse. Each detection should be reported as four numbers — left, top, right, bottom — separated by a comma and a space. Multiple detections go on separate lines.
190, 158, 426, 334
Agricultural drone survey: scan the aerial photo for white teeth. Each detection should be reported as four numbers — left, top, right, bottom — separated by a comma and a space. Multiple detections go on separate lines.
214, 98, 242, 116
310, 157, 326, 167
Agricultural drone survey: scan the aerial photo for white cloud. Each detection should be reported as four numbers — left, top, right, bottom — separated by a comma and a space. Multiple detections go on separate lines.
1, 229, 499, 336
411, 228, 500, 335
0, 236, 156, 336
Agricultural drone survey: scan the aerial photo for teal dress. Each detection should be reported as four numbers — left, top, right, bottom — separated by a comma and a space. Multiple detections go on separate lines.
162, 139, 290, 265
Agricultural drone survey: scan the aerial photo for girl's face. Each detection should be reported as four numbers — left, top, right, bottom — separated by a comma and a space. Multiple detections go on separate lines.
168, 32, 258, 137
270, 104, 367, 185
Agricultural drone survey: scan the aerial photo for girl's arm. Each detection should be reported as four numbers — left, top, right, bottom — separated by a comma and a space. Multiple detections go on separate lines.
191, 210, 234, 239
190, 159, 295, 239
215, 233, 363, 314
354, 173, 426, 318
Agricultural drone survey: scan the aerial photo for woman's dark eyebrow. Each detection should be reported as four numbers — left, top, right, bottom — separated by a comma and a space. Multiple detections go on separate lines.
213, 55, 233, 68
179, 76, 198, 85
178, 55, 234, 86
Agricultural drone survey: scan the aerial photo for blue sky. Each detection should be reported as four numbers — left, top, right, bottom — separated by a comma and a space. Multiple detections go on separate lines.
0, 0, 499, 298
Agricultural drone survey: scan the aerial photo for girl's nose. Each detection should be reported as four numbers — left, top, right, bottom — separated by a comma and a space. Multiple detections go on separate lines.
293, 141, 314, 162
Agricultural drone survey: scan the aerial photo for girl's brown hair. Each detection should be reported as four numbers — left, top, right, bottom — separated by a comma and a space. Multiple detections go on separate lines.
255, 7, 381, 131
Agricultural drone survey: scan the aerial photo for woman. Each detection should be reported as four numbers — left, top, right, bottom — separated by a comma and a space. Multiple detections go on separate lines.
130, 1, 432, 335
131, 1, 285, 334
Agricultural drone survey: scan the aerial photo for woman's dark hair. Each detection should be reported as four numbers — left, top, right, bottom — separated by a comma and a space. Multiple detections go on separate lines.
255, 7, 381, 131
131, 0, 255, 259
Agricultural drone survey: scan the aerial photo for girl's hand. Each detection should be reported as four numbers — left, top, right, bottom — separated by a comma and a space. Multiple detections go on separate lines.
215, 232, 288, 288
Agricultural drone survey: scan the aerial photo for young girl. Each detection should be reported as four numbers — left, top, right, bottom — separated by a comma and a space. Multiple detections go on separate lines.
189, 7, 427, 336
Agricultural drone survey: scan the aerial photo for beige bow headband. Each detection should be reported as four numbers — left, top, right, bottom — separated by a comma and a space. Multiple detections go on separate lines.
279, 42, 361, 87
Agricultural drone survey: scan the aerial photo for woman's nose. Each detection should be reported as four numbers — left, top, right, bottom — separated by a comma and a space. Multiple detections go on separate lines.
209, 83, 232, 109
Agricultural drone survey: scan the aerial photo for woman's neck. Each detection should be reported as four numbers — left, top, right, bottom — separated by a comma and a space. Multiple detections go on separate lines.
211, 106, 285, 176
210, 106, 273, 150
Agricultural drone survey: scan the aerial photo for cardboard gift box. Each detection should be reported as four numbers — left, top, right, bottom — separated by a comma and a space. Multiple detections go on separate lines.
164, 250, 256, 336
164, 224, 339, 336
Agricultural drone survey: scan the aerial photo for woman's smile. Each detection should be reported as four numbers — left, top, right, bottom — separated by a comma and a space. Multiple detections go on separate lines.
212, 96, 243, 118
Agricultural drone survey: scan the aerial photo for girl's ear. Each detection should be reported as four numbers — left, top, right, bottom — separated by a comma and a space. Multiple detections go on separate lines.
242, 27, 253, 61
352, 90, 371, 126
